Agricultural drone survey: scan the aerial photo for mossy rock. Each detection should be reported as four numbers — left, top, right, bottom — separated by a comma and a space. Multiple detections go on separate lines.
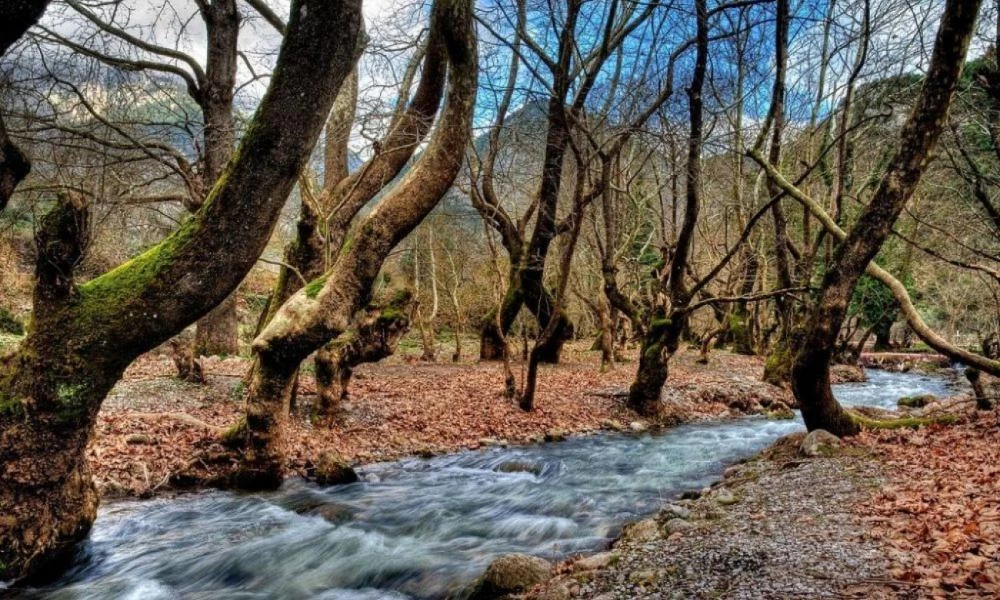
897, 394, 936, 408
0, 307, 24, 335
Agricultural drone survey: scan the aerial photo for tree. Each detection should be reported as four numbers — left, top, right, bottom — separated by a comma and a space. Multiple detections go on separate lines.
228, 0, 478, 488
0, 0, 363, 581
759, 0, 985, 435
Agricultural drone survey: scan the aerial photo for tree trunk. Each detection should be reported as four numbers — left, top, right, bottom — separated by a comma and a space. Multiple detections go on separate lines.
193, 0, 241, 357
790, 0, 980, 435
0, 1, 364, 581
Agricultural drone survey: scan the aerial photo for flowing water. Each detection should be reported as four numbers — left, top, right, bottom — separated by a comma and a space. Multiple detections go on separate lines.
11, 369, 963, 600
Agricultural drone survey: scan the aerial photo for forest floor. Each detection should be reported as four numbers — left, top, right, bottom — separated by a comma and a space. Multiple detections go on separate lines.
88, 342, 791, 498
526, 400, 1000, 599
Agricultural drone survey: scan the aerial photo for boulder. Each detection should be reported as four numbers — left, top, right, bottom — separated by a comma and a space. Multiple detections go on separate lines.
312, 451, 359, 486
468, 553, 552, 599
600, 419, 627, 432
800, 429, 841, 457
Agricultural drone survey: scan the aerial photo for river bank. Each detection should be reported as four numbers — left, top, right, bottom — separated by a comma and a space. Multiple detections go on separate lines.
524, 391, 998, 599
88, 345, 791, 498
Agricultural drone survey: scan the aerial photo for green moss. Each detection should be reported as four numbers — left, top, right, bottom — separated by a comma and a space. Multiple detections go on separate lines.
55, 383, 88, 422
304, 275, 328, 299
0, 396, 25, 418
0, 308, 24, 335
221, 416, 248, 447
897, 394, 935, 408
850, 411, 956, 429
76, 214, 201, 330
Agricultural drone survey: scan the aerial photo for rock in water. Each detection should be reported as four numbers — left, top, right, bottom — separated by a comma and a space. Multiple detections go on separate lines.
897, 394, 936, 408
312, 451, 359, 486
800, 429, 841, 457
468, 553, 552, 599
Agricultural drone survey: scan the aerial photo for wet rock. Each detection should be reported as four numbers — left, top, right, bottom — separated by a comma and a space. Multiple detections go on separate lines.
629, 421, 649, 433
679, 489, 702, 500
574, 551, 617, 571
125, 433, 153, 445
620, 518, 659, 543
765, 401, 795, 420
306, 503, 355, 524
312, 451, 359, 486
479, 437, 505, 447
898, 394, 936, 408
830, 364, 866, 383
494, 460, 542, 476
468, 553, 552, 599
664, 518, 695, 535
544, 429, 568, 442
800, 429, 841, 457
601, 419, 627, 432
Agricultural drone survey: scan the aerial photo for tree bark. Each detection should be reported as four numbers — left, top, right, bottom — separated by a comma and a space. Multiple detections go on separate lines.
0, 1, 363, 581
789, 0, 981, 435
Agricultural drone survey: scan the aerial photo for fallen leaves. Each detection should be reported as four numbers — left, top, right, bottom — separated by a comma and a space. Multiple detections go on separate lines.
858, 413, 1000, 597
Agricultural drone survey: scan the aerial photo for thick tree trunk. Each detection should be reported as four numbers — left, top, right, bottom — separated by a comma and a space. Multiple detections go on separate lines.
790, 0, 980, 435
0, 2, 363, 581
230, 0, 477, 488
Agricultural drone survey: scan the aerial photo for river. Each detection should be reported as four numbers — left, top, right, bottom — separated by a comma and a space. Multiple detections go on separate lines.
10, 369, 963, 599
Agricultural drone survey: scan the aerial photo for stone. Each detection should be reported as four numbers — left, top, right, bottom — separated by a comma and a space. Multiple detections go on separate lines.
800, 429, 842, 457
125, 433, 152, 445
468, 553, 552, 599
715, 489, 739, 505
494, 460, 542, 476
479, 437, 504, 447
601, 419, 627, 432
830, 364, 867, 383
574, 552, 617, 571
662, 504, 691, 520
306, 503, 355, 524
620, 518, 659, 542
664, 518, 695, 534
313, 451, 359, 486
897, 394, 935, 408
629, 421, 649, 433
544, 429, 568, 442
765, 401, 795, 420
535, 582, 571, 600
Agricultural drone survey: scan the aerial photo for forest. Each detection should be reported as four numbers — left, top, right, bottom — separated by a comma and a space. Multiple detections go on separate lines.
0, 0, 998, 598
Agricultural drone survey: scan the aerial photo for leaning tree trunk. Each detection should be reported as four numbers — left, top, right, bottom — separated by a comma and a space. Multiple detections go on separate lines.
231, 0, 477, 488
0, 1, 363, 581
790, 0, 981, 436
